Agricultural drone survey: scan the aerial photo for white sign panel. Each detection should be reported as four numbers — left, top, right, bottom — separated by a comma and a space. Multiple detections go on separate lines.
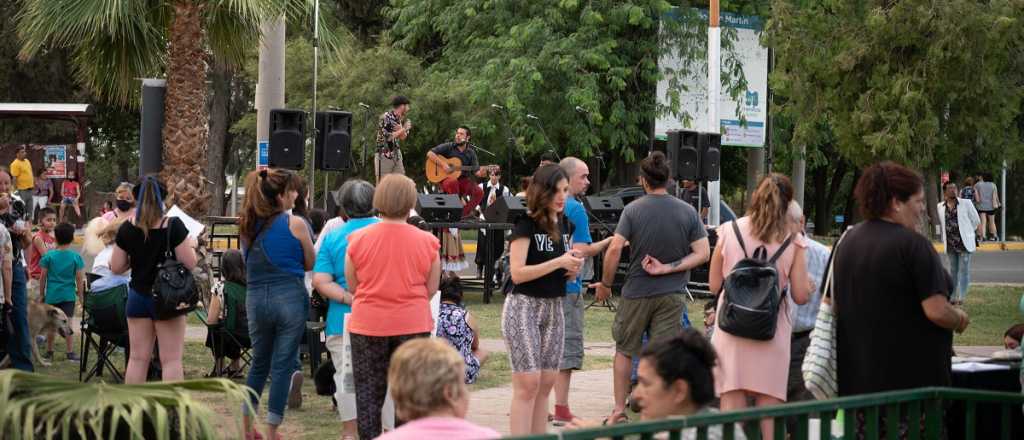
656, 9, 768, 147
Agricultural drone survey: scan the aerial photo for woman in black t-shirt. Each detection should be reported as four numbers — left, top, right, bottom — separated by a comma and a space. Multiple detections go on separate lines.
503, 164, 583, 436
110, 176, 197, 384
834, 162, 968, 438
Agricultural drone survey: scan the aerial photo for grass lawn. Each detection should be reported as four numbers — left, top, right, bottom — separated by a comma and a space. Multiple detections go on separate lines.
465, 285, 1021, 347
955, 284, 1022, 346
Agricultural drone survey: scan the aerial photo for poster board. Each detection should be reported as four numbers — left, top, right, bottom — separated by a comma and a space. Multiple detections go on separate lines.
656, 9, 768, 147
43, 145, 67, 178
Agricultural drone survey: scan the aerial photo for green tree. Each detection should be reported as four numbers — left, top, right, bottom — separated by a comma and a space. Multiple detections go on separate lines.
767, 0, 1024, 227
387, 0, 752, 186
15, 0, 327, 217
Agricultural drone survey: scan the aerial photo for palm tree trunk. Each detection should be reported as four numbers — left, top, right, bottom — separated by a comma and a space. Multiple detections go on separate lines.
161, 0, 210, 218
207, 56, 230, 217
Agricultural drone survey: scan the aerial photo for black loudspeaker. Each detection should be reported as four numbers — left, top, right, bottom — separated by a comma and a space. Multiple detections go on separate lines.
416, 194, 464, 223
269, 109, 306, 170
667, 130, 700, 181
585, 196, 625, 224
699, 132, 721, 181
484, 195, 527, 223
315, 111, 352, 171
139, 79, 165, 177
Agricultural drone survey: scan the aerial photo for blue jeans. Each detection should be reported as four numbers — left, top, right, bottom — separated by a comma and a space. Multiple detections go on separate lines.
6, 264, 32, 371
243, 279, 308, 426
947, 251, 972, 303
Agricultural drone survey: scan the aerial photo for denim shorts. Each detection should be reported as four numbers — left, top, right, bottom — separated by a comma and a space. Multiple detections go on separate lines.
126, 287, 158, 319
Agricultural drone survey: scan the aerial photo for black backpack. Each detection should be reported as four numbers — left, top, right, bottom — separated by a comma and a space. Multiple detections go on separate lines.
717, 220, 793, 341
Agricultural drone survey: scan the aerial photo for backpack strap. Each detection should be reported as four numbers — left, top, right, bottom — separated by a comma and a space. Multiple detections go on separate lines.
767, 234, 794, 264
730, 220, 749, 259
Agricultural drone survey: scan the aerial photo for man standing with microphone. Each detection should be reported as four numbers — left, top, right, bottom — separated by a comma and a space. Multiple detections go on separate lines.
375, 96, 412, 182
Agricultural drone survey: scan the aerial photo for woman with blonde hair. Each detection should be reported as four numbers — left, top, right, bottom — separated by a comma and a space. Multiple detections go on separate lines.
102, 182, 135, 222
238, 168, 315, 440
709, 173, 811, 440
344, 173, 441, 440
378, 338, 500, 439
110, 176, 196, 384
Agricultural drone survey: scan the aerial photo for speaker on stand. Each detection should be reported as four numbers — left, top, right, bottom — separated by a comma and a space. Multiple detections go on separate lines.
315, 111, 353, 171
269, 109, 307, 170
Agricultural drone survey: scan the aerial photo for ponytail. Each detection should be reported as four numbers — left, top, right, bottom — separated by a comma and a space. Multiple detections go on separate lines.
747, 173, 794, 243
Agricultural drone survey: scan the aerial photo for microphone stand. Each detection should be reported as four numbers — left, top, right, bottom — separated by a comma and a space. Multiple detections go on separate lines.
495, 107, 526, 185
359, 105, 373, 178
528, 116, 559, 162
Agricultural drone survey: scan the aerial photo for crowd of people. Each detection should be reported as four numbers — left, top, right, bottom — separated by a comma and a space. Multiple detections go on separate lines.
0, 138, 1018, 440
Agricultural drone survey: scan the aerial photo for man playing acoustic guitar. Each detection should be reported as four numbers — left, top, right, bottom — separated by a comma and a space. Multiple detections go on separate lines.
426, 126, 489, 219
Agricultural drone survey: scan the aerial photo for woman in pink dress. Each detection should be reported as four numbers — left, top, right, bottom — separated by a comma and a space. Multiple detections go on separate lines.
709, 174, 811, 440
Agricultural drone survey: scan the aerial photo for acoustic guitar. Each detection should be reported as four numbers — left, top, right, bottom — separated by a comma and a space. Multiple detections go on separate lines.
426, 156, 500, 183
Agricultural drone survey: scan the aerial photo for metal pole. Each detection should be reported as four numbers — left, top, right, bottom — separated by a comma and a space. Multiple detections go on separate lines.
309, 0, 319, 208
707, 0, 722, 226
1001, 159, 1007, 243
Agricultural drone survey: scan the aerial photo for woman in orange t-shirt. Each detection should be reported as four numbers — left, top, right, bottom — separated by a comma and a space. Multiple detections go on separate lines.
344, 174, 441, 440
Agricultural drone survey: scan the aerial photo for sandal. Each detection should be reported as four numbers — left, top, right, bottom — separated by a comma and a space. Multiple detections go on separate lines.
602, 412, 629, 426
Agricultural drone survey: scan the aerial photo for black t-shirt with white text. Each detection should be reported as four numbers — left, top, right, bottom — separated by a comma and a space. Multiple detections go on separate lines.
509, 215, 570, 298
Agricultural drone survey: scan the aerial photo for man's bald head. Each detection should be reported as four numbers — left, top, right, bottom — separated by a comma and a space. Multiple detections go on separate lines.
559, 157, 590, 196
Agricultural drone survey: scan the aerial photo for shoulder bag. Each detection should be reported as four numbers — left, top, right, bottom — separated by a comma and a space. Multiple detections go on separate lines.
152, 216, 198, 320
801, 231, 847, 400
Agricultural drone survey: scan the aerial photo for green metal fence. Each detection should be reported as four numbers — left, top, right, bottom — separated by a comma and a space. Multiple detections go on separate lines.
511, 387, 1024, 440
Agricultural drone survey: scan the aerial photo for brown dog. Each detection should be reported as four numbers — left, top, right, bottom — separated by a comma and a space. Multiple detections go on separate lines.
0, 302, 73, 367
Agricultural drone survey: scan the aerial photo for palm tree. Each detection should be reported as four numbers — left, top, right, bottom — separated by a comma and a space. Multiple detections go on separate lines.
15, 0, 314, 218
0, 370, 253, 439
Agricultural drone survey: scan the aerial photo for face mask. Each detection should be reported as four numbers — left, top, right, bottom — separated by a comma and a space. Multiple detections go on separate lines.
116, 199, 134, 212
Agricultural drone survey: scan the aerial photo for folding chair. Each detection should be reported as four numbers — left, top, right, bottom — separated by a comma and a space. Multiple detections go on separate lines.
198, 282, 252, 378
79, 283, 129, 383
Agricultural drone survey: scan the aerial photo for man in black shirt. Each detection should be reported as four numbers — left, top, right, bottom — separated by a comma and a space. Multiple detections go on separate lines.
678, 179, 709, 223
427, 126, 488, 219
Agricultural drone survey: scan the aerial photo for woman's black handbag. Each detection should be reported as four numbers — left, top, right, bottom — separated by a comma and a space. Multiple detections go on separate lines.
153, 217, 199, 320
717, 221, 793, 341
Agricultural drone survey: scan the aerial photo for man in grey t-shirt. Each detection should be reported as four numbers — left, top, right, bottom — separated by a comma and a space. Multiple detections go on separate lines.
974, 173, 999, 241
593, 151, 710, 423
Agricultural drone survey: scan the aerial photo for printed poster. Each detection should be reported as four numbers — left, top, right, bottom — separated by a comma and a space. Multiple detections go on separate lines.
43, 145, 67, 178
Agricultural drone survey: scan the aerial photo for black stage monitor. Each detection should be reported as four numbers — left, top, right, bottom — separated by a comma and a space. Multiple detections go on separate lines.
416, 194, 464, 223
484, 195, 527, 223
585, 196, 624, 225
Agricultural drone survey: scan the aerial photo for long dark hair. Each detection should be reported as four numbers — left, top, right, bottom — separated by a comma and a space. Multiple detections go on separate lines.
525, 164, 568, 242
220, 249, 246, 286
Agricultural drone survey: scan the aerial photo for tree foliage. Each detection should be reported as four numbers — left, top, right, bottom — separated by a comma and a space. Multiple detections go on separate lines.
767, 0, 1024, 170
387, 0, 749, 168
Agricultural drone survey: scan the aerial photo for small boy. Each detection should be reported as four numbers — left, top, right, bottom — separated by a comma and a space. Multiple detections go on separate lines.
38, 222, 85, 362
28, 207, 57, 282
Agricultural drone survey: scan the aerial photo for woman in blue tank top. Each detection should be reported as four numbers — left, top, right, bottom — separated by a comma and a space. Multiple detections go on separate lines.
238, 168, 315, 440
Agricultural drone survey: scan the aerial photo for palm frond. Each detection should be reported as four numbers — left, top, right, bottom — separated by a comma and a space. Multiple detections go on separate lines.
0, 370, 254, 440
16, 0, 171, 105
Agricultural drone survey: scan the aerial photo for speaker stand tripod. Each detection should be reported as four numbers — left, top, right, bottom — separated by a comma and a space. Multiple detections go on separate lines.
585, 287, 616, 312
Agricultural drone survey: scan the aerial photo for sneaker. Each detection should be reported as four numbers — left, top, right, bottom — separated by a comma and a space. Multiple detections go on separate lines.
287, 371, 304, 409
43, 351, 54, 362
35, 335, 46, 349
552, 404, 575, 425
66, 352, 81, 363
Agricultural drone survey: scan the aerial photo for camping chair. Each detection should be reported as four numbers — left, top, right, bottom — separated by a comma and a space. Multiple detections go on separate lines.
197, 282, 252, 378
79, 281, 129, 383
